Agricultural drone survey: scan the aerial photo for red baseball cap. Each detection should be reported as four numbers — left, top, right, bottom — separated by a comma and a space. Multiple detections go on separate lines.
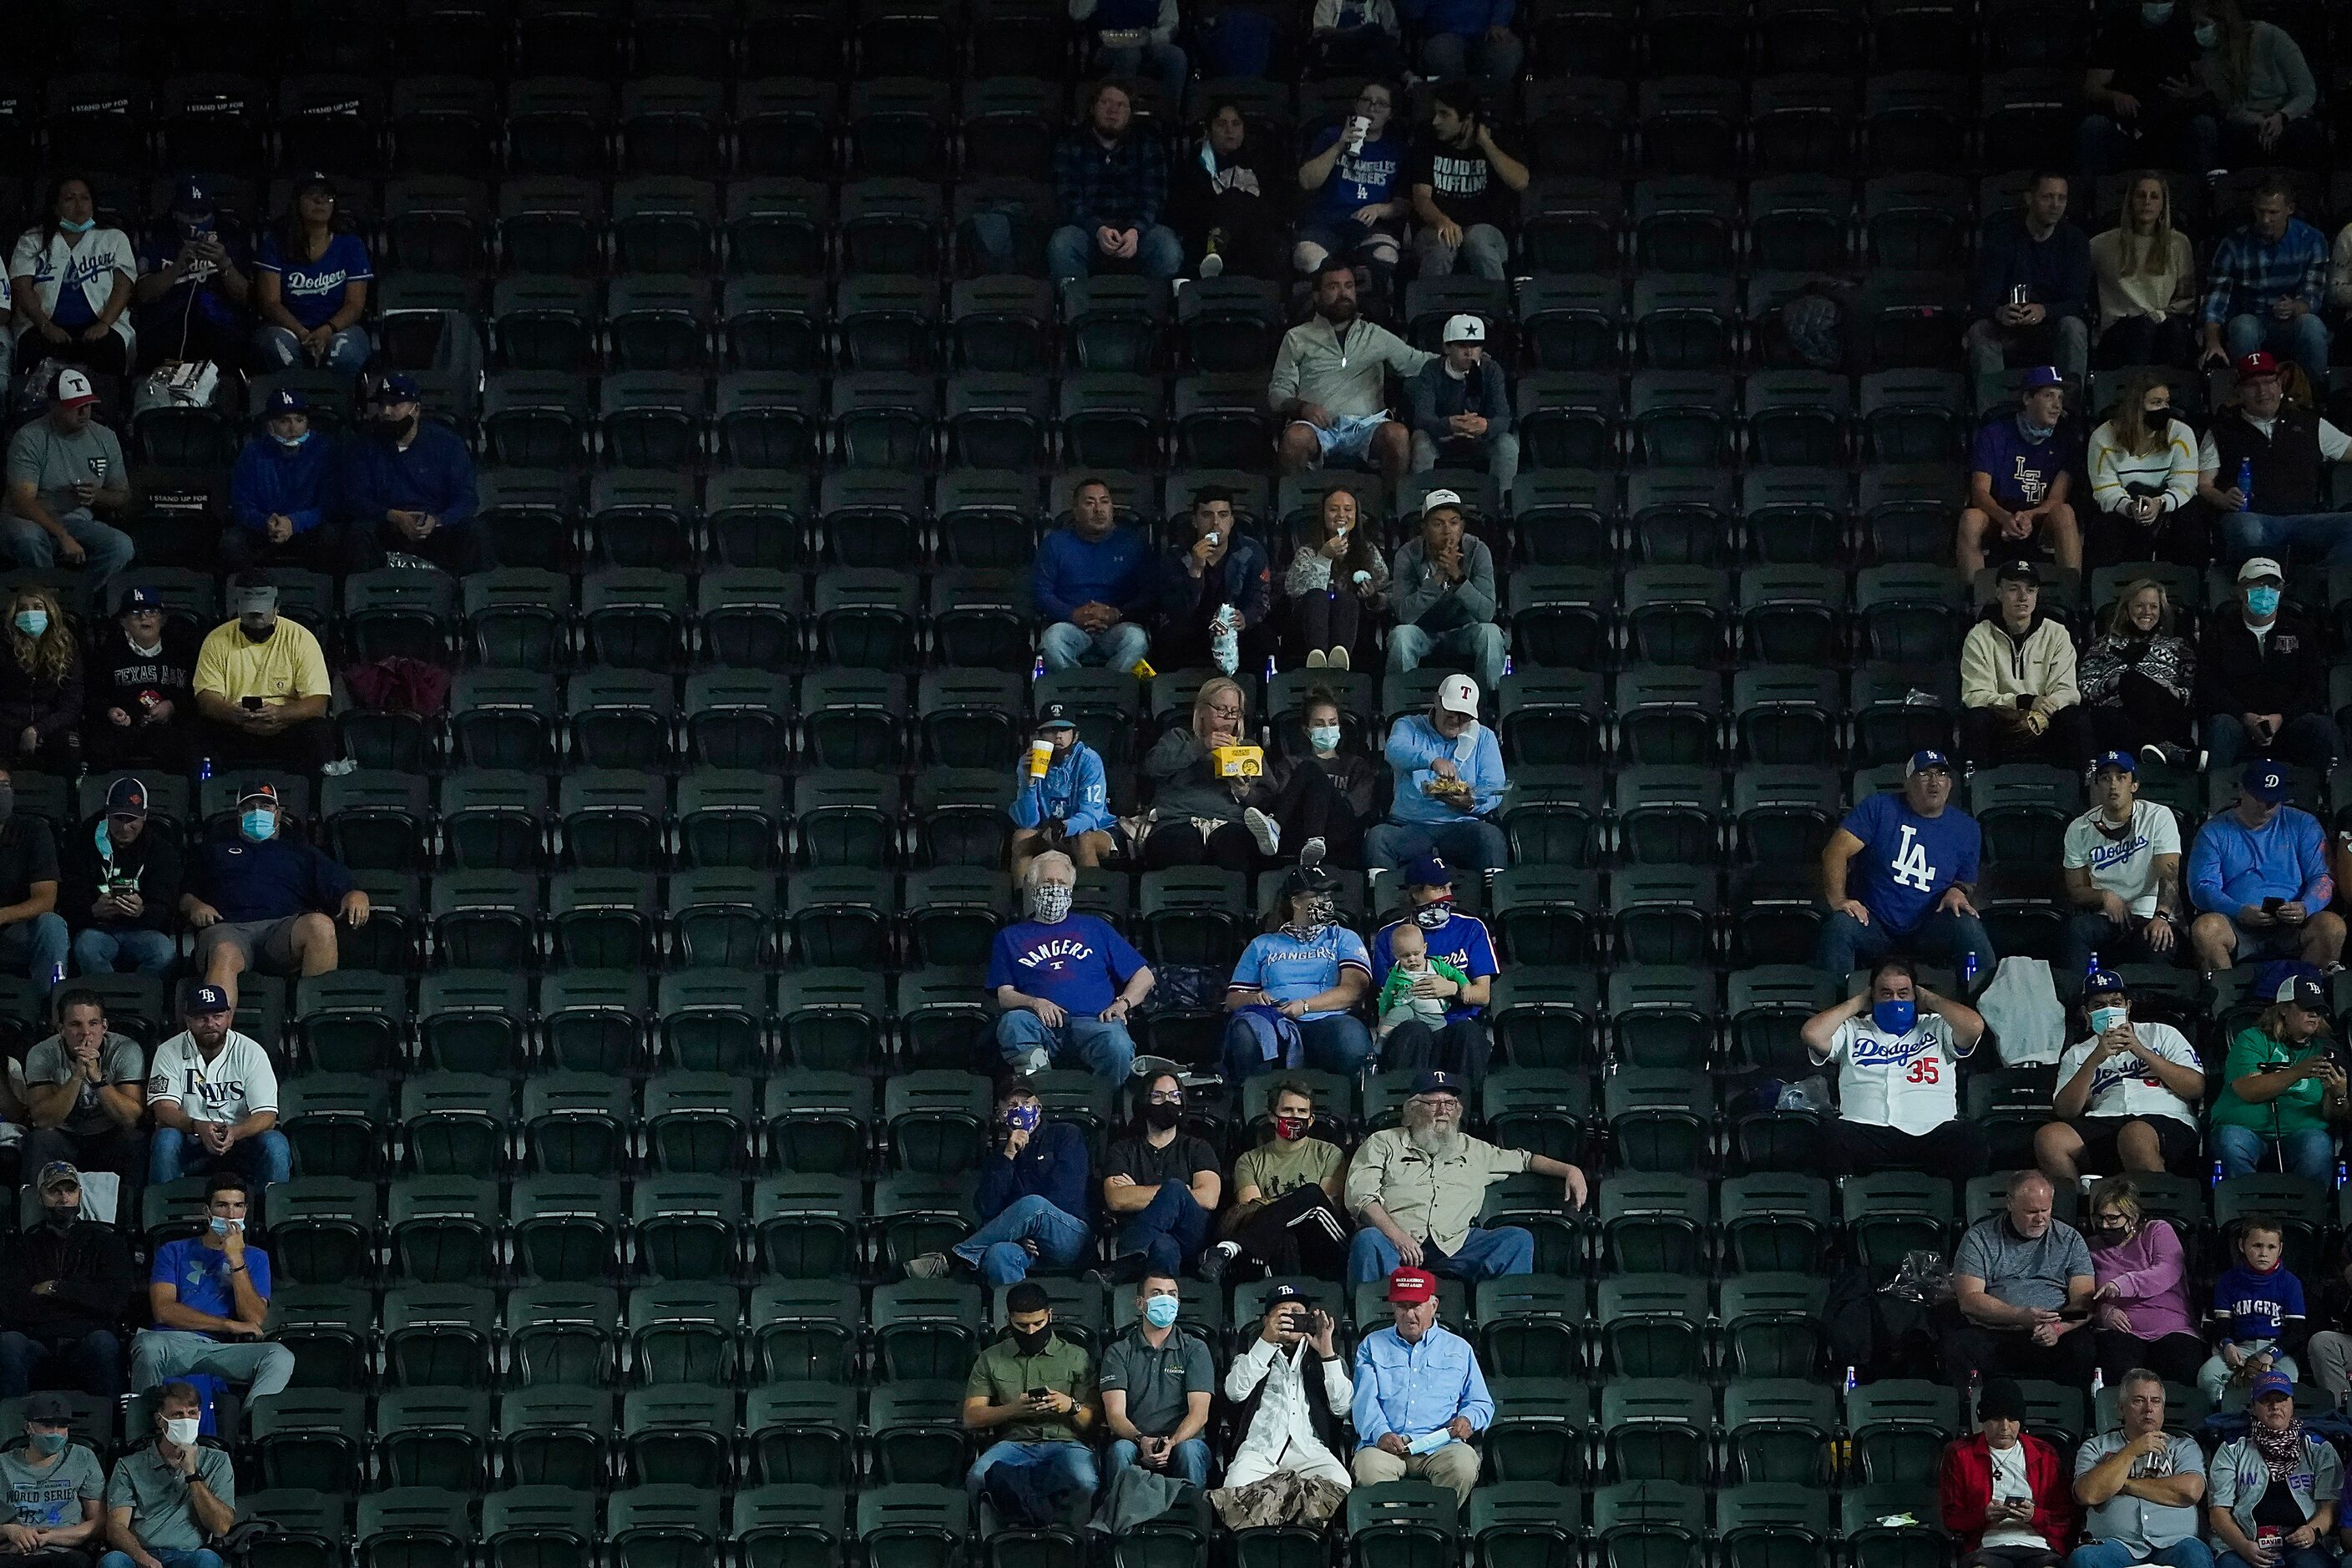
1387, 1267, 1438, 1303
2236, 350, 2283, 384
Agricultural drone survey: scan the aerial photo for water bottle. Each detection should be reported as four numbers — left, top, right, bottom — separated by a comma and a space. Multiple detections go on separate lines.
1961, 951, 1980, 991
47, 962, 63, 989
1264, 654, 1277, 682
1031, 654, 1045, 681
198, 755, 213, 782
2338, 1160, 2347, 1191
2212, 1159, 2225, 1189
2091, 1367, 2104, 1398
2086, 949, 2100, 979
1844, 1365, 1859, 1394
2237, 458, 2254, 508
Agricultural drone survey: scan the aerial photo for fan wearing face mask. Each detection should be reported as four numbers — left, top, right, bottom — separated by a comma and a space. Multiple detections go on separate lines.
2086, 368, 2202, 565
1368, 855, 1498, 1090
1101, 1074, 1223, 1281
96, 1382, 235, 1568
1224, 862, 1374, 1081
2037, 971, 2206, 1184
0, 587, 79, 773
129, 1172, 294, 1402
222, 390, 361, 576
1099, 1276, 1215, 1487
986, 851, 1154, 1084
1364, 674, 1508, 874
190, 574, 337, 776
179, 790, 367, 1007
1253, 693, 1378, 871
905, 1075, 1093, 1287
0, 1164, 138, 1399
2078, 0, 2218, 185
1200, 1078, 1353, 1282
332, 372, 492, 576
1801, 955, 1990, 1177
0, 1390, 107, 1562
2196, 559, 2339, 771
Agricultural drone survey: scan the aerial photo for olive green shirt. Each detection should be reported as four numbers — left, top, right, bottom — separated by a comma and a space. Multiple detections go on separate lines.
1344, 1128, 1532, 1254
964, 1330, 1096, 1443
1233, 1136, 1344, 1203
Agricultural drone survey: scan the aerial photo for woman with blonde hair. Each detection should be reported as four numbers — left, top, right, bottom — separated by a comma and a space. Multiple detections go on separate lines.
2087, 173, 2196, 369
2078, 577, 2197, 764
1140, 675, 1282, 871
2190, 0, 2323, 171
2085, 368, 2201, 566
0, 585, 83, 768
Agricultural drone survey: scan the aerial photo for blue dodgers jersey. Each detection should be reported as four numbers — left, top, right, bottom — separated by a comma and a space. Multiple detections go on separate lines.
1232, 926, 1372, 1020
986, 915, 1146, 1017
1839, 792, 1981, 936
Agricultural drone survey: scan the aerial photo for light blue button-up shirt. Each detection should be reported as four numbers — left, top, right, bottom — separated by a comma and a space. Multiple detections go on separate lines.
1350, 1322, 1492, 1449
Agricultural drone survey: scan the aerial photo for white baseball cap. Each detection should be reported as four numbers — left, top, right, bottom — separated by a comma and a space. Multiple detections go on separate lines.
54, 368, 97, 407
1441, 313, 1485, 344
2238, 556, 2284, 584
1421, 488, 1464, 517
1437, 674, 1480, 715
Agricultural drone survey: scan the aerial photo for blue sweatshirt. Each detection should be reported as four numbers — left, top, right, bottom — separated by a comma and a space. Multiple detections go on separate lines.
230, 433, 336, 536
1033, 524, 1156, 624
1399, 0, 1515, 36
973, 1120, 1090, 1224
1972, 211, 2092, 320
1009, 741, 1114, 837
1383, 713, 1505, 824
336, 422, 479, 533
2188, 803, 2331, 916
190, 836, 356, 923
2209, 1259, 2305, 1346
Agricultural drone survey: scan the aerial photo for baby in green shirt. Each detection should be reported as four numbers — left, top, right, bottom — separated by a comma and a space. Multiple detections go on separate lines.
1375, 923, 1469, 1042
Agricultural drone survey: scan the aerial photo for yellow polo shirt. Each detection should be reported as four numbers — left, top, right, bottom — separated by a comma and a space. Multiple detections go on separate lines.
192, 619, 331, 707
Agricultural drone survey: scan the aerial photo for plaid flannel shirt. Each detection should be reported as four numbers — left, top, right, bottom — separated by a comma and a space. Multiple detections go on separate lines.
2202, 216, 2329, 324
1054, 129, 1167, 232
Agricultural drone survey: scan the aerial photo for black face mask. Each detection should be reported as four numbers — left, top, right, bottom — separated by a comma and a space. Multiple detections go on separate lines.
1145, 1101, 1182, 1130
376, 414, 417, 442
2143, 405, 2171, 432
1009, 1326, 1052, 1355
43, 1207, 76, 1232
238, 619, 276, 644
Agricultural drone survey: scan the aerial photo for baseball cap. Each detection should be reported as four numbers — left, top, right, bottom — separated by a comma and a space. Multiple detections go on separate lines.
23, 1392, 73, 1424
2089, 749, 2136, 776
2243, 760, 2291, 803
1386, 1267, 1438, 1303
265, 388, 307, 417
1263, 1283, 1318, 1307
36, 1160, 82, 1193
374, 372, 421, 404
105, 776, 149, 817
292, 169, 338, 198
1436, 673, 1479, 716
1279, 861, 1341, 900
1420, 488, 1464, 518
1411, 1070, 1462, 1098
2248, 1369, 2296, 1401
172, 175, 214, 216
1993, 559, 2041, 584
1404, 855, 1454, 889
1905, 748, 1953, 778
1441, 313, 1485, 344
2236, 350, 2283, 384
239, 782, 281, 807
186, 984, 233, 1014
118, 587, 163, 614
1975, 1378, 2027, 1424
231, 578, 280, 615
54, 368, 97, 407
1034, 703, 1076, 732
2083, 969, 2129, 999
2238, 556, 2284, 584
2021, 365, 2064, 391
2275, 974, 2328, 1011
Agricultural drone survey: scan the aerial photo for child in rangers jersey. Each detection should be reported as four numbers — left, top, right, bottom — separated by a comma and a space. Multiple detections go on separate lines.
2199, 1217, 2307, 1403
2036, 969, 2204, 1181
1800, 954, 1990, 1176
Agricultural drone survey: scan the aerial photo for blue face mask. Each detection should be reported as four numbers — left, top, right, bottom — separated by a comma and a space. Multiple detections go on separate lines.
1872, 998, 1918, 1035
58, 218, 94, 235
1307, 724, 1342, 753
1143, 1294, 1181, 1329
28, 1431, 65, 1457
13, 609, 45, 638
2193, 20, 2217, 44
1004, 1104, 1040, 1132
2090, 1005, 2129, 1035
209, 1216, 241, 1236
273, 430, 311, 449
2141, 1, 2173, 19
241, 809, 276, 842
2247, 586, 2281, 616
94, 819, 113, 857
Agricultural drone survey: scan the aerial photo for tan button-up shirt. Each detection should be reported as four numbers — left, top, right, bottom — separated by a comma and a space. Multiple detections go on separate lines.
1343, 1129, 1530, 1253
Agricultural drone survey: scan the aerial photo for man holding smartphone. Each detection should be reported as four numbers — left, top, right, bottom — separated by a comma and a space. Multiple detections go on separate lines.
1224, 1285, 1354, 1495
962, 1282, 1100, 1515
190, 572, 337, 776
2187, 761, 2341, 973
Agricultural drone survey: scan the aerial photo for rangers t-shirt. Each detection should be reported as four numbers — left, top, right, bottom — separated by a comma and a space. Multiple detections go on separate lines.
2061, 801, 2181, 919
1838, 791, 1981, 936
987, 914, 1147, 1019
1816, 1011, 1969, 1134
2055, 1022, 2200, 1125
146, 1029, 278, 1123
1231, 926, 1372, 1022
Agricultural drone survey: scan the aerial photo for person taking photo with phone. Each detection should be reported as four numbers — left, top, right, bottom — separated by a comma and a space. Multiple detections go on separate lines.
1221, 1285, 1355, 1504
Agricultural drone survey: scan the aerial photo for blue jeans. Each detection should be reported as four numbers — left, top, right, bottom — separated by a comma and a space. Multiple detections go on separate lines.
1387, 621, 1507, 693
1814, 908, 1995, 984
149, 1126, 292, 1187
2218, 1550, 2329, 1568
1092, 40, 1188, 104
1222, 1010, 1374, 1081
0, 913, 70, 984
996, 1009, 1136, 1081
0, 508, 132, 610
1115, 1181, 1213, 1277
2205, 711, 2341, 770
104, 1551, 224, 1568
2220, 508, 2352, 569
73, 925, 177, 977
2226, 311, 2331, 377
1348, 1224, 1535, 1285
0, 1328, 122, 1397
2068, 1542, 2213, 1568
953, 1193, 1094, 1286
1040, 620, 1150, 673
967, 1440, 1100, 1505
1107, 1437, 1212, 1488
1048, 224, 1183, 283
1364, 817, 1510, 873
2213, 1121, 2335, 1181
253, 322, 372, 373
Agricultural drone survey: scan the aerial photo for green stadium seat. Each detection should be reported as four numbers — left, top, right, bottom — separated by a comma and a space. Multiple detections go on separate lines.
857, 1486, 969, 1568
1591, 1480, 1704, 1568
559, 770, 669, 869
355, 1488, 472, 1568
546, 870, 658, 971
1717, 1275, 1828, 1378
776, 968, 889, 1071
428, 871, 541, 972
246, 1388, 366, 1492
266, 1285, 375, 1390
1607, 966, 1717, 1069
498, 1385, 614, 1490
609, 1485, 724, 1568
627, 1282, 743, 1388
872, 1277, 987, 1383
1483, 1377, 1591, 1485
1345, 1482, 1459, 1568
1489, 969, 1601, 1070
631, 1175, 743, 1280
1718, 1174, 1831, 1273
279, 1073, 391, 1179
1488, 868, 1598, 964
897, 970, 989, 1070
511, 1176, 624, 1283
439, 772, 552, 873
867, 1380, 972, 1485
1598, 1175, 1709, 1275
398, 1073, 513, 1175
1597, 1277, 1707, 1380
379, 1284, 496, 1389
482, 1486, 597, 1568
1839, 1485, 1947, 1568
1722, 1379, 1835, 1486
1715, 1484, 1829, 1568
748, 1280, 863, 1383
1601, 1070, 1711, 1172
373, 1388, 492, 1489
238, 1490, 349, 1568
1841, 1174, 1954, 1280
743, 1388, 858, 1488
623, 1382, 737, 1486
540, 970, 654, 1074
504, 1286, 621, 1388
1844, 1381, 1958, 1486
1482, 1069, 1589, 1165
266, 1176, 379, 1286
1475, 1276, 1587, 1379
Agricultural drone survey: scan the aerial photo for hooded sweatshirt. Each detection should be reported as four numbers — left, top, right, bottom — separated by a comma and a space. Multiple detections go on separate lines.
1009, 740, 1114, 837
1960, 605, 2081, 714
230, 430, 336, 537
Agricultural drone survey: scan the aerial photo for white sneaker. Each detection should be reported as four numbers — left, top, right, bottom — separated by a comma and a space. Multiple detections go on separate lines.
1244, 807, 1281, 856
1328, 645, 1349, 670
1299, 837, 1327, 871
321, 756, 357, 776
1199, 250, 1224, 278
1211, 626, 1239, 675
1016, 1048, 1050, 1075
1305, 648, 1328, 669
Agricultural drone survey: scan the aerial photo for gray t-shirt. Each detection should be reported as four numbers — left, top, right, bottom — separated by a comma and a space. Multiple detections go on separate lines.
2075, 1429, 2205, 1554
106, 1444, 234, 1551
1953, 1216, 2094, 1313
2, 1444, 104, 1529
1096, 1325, 1214, 1439
22, 1031, 145, 1136
6, 417, 125, 524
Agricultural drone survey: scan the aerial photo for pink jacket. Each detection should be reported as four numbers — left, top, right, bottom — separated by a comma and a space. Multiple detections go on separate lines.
2092, 1218, 2197, 1342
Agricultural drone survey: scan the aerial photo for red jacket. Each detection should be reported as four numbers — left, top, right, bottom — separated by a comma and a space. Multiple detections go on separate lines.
1940, 1432, 2076, 1552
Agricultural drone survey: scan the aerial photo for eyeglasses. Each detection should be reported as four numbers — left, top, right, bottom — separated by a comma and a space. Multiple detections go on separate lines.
1355, 95, 1388, 108
1147, 1091, 1183, 1105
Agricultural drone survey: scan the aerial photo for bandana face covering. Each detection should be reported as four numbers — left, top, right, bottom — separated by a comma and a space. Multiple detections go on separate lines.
1413, 901, 1452, 930
1030, 883, 1073, 923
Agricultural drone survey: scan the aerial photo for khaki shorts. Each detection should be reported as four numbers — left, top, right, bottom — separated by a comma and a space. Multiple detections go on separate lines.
195, 916, 306, 971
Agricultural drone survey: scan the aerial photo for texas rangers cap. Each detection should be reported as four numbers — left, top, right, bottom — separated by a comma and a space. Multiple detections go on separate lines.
54, 368, 97, 407
1436, 674, 1479, 716
2236, 350, 2283, 384
1404, 855, 1454, 888
1410, 1070, 1462, 1098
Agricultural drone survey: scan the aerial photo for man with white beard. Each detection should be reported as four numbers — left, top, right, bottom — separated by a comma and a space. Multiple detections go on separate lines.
1341, 1071, 1587, 1285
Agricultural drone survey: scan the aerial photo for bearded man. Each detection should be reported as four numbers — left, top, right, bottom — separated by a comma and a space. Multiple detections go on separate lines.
1340, 1070, 1587, 1285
